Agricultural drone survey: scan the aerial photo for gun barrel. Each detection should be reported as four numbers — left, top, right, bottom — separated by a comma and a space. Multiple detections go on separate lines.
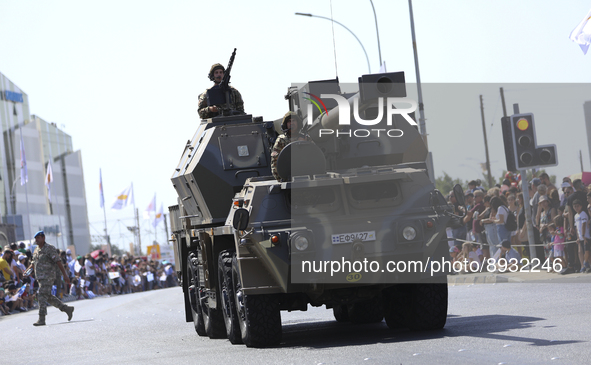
221, 48, 237, 90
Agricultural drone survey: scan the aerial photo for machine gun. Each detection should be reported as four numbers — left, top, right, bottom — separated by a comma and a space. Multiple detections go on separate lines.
220, 47, 236, 91
206, 48, 239, 116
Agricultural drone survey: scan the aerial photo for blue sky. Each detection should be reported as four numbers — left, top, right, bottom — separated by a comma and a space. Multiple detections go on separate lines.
1, 0, 590, 249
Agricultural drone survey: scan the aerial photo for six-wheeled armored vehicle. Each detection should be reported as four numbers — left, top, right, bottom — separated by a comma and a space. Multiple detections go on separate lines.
169, 70, 460, 347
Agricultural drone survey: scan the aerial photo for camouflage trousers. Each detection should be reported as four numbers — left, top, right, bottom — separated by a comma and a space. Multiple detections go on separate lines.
38, 279, 66, 316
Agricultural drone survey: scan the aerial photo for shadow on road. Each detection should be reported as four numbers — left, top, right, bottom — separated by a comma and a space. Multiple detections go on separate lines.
52, 319, 95, 325
280, 314, 581, 349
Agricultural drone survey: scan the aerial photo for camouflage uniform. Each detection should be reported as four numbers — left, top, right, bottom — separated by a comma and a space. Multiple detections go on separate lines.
197, 86, 244, 119
33, 242, 67, 316
271, 112, 307, 181
271, 134, 292, 181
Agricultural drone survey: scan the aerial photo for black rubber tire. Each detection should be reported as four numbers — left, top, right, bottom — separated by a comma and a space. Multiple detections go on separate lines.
384, 284, 448, 330
218, 251, 242, 344
332, 304, 350, 322
187, 257, 206, 336
232, 255, 282, 347
200, 281, 226, 339
383, 286, 406, 330
348, 298, 384, 324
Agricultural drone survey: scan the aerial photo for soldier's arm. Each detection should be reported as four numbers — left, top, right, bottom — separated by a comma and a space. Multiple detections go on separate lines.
233, 88, 245, 113
270, 137, 284, 181
198, 93, 212, 119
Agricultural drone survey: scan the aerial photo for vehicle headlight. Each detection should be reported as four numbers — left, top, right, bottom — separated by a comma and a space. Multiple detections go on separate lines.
402, 226, 417, 241
294, 236, 309, 251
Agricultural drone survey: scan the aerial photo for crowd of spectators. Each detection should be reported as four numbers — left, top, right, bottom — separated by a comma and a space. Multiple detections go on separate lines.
447, 172, 591, 275
0, 242, 178, 316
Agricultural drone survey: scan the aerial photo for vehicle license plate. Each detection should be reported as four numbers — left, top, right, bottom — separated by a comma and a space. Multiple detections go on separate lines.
331, 231, 376, 244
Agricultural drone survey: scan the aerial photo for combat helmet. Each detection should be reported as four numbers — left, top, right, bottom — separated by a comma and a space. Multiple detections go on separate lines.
281, 111, 302, 134
208, 63, 225, 81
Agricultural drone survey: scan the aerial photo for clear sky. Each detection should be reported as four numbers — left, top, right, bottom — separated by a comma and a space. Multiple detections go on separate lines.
1, 0, 590, 250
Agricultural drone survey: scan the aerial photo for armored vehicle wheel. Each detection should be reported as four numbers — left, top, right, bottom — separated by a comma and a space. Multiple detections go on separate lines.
405, 283, 447, 330
187, 258, 206, 336
332, 305, 349, 322
218, 251, 242, 344
384, 284, 448, 330
199, 288, 226, 339
348, 298, 384, 324
232, 255, 281, 347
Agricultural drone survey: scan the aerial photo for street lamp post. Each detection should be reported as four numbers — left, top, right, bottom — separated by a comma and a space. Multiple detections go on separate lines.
369, 0, 383, 69
295, 12, 371, 74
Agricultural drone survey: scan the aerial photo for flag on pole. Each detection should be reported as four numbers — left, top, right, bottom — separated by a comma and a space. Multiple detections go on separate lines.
570, 8, 591, 54
111, 184, 132, 210
99, 169, 105, 208
45, 161, 54, 202
153, 203, 164, 227
143, 193, 156, 219
20, 134, 28, 185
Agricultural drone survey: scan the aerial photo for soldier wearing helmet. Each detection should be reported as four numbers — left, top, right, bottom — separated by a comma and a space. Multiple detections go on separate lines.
271, 112, 307, 181
197, 63, 245, 119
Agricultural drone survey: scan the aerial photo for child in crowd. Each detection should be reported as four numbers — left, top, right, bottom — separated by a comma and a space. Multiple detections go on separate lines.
5, 283, 26, 312
70, 278, 81, 299
573, 199, 591, 273
458, 242, 480, 272
548, 217, 566, 272
449, 246, 460, 263
0, 287, 10, 315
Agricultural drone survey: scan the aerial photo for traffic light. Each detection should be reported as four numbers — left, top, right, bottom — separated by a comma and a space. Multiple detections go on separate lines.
509, 113, 557, 169
501, 116, 517, 172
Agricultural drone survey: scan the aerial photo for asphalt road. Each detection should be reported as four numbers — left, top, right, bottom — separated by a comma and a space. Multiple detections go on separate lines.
3, 276, 591, 365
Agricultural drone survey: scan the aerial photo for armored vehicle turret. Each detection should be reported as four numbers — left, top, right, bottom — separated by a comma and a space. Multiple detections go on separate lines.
170, 71, 461, 347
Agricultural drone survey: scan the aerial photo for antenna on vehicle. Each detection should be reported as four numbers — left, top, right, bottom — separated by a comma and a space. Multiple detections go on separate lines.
329, 0, 338, 79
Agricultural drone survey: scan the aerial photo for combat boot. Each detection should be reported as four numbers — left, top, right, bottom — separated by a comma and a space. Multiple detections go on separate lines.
33, 315, 46, 326
62, 305, 74, 321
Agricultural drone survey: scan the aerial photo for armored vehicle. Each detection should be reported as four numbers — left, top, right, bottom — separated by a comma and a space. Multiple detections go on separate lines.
170, 69, 461, 347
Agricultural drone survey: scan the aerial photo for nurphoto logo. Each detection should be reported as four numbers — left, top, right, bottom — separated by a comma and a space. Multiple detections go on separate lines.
306, 94, 418, 138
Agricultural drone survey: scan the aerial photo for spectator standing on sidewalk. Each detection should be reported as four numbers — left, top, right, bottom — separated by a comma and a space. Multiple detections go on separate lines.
84, 254, 96, 293
448, 190, 466, 249
562, 179, 588, 274
573, 199, 591, 273
26, 231, 74, 326
540, 172, 556, 193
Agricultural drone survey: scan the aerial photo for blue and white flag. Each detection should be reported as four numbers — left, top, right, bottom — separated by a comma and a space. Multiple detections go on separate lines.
570, 8, 591, 54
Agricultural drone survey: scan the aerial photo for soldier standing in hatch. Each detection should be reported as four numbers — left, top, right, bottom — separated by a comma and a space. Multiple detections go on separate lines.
25, 231, 74, 326
271, 112, 307, 181
197, 63, 245, 119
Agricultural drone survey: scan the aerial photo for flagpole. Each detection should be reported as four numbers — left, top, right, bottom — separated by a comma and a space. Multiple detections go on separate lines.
19, 127, 33, 242
100, 169, 110, 254
47, 155, 65, 250
131, 182, 141, 256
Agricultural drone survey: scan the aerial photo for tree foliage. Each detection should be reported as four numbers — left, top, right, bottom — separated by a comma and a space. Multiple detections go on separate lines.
435, 172, 465, 196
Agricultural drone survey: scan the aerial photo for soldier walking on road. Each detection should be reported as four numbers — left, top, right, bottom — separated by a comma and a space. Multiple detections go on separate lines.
26, 231, 74, 326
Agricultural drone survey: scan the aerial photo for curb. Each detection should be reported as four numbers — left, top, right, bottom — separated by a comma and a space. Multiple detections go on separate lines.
448, 273, 519, 285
